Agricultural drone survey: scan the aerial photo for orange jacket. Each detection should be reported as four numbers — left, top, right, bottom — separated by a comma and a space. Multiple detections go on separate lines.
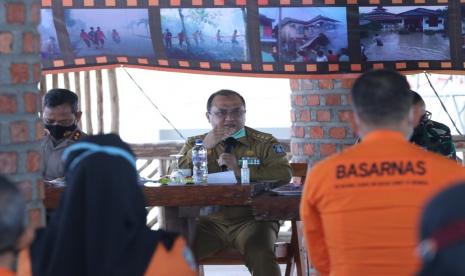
144, 237, 197, 276
300, 130, 465, 276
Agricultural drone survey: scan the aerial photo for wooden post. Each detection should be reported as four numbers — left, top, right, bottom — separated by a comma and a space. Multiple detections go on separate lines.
63, 73, 70, 89
107, 68, 120, 133
96, 69, 104, 134
39, 77, 47, 108
52, 74, 58, 88
74, 72, 82, 130
84, 71, 93, 134
39, 77, 47, 96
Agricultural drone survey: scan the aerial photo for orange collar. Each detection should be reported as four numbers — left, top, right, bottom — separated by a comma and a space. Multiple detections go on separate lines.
362, 130, 407, 143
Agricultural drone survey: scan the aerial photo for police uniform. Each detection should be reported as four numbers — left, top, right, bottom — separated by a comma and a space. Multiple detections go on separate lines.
41, 129, 86, 181
178, 126, 291, 276
300, 130, 465, 276
410, 119, 456, 160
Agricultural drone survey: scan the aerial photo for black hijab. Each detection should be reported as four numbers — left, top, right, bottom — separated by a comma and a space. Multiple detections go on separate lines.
32, 134, 177, 276
418, 182, 465, 276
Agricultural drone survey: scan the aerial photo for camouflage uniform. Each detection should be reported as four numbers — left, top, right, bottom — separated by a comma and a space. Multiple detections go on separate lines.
410, 119, 456, 160
42, 129, 86, 181
178, 126, 291, 276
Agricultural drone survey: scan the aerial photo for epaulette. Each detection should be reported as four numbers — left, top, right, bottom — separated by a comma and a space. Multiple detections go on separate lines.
72, 131, 82, 141
250, 130, 274, 142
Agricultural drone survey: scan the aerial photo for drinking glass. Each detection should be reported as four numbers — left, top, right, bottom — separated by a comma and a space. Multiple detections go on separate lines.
169, 154, 184, 184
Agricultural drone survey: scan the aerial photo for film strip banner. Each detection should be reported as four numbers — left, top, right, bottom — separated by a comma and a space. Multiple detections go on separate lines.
40, 0, 465, 76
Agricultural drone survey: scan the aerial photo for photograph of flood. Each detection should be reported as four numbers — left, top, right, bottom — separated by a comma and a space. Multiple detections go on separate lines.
39, 9, 62, 60
64, 9, 155, 57
259, 7, 348, 63
359, 5, 450, 61
160, 8, 249, 62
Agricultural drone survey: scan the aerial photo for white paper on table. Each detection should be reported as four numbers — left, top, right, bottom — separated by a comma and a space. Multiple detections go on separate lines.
207, 171, 238, 184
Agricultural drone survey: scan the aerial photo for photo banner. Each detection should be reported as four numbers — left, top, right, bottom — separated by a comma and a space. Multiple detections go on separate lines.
39, 0, 465, 77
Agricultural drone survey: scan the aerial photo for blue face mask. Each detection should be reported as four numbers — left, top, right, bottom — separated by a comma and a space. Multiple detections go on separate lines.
230, 127, 246, 140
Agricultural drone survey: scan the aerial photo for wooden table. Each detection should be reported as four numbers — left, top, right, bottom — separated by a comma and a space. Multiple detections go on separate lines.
44, 183, 301, 234
45, 184, 250, 209
44, 183, 301, 238
45, 184, 300, 221
44, 183, 306, 275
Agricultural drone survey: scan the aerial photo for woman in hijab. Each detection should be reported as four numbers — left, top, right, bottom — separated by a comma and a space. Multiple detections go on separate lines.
418, 182, 465, 276
31, 134, 196, 276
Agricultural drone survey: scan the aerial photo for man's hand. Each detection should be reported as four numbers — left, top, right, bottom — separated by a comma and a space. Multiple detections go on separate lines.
203, 127, 235, 149
217, 153, 240, 176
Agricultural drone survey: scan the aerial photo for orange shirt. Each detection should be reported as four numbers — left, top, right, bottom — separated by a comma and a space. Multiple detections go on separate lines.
300, 130, 465, 276
144, 237, 197, 276
0, 268, 14, 276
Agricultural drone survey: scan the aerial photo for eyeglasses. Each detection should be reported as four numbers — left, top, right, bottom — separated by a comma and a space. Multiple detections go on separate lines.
209, 109, 246, 119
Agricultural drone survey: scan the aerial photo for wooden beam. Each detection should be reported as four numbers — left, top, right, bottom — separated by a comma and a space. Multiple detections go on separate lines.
74, 71, 82, 130
39, 77, 47, 108
107, 68, 120, 133
63, 72, 70, 89
130, 142, 185, 158
84, 71, 93, 134
52, 74, 58, 88
96, 69, 104, 134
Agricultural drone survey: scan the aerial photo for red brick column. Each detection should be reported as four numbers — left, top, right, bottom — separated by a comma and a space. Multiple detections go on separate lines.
290, 78, 357, 166
0, 0, 43, 228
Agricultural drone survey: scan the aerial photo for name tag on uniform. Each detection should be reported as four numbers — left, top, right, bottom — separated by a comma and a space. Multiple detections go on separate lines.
239, 157, 260, 166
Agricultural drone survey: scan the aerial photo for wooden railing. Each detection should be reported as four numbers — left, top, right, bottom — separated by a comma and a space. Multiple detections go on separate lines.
131, 141, 185, 179
133, 136, 465, 179
130, 139, 291, 179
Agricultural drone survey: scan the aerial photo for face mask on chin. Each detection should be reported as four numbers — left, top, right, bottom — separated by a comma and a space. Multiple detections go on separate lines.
45, 124, 77, 140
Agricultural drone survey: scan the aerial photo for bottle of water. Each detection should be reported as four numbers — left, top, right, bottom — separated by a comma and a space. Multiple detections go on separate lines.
241, 158, 250, 184
192, 139, 208, 184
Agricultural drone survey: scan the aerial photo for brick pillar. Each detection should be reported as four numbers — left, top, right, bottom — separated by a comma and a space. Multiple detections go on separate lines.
0, 0, 44, 228
290, 78, 358, 166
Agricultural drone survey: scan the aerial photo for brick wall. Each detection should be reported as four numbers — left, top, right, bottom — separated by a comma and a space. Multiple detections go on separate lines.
290, 78, 358, 166
0, 0, 44, 228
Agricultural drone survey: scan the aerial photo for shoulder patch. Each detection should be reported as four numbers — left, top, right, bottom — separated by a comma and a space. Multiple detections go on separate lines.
272, 144, 286, 155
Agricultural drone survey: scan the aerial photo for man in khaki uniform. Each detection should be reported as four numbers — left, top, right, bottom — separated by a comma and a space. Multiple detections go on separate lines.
178, 89, 291, 276
41, 88, 86, 181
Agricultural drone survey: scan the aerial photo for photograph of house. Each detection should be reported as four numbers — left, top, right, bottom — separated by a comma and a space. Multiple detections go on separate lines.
359, 5, 449, 61
259, 7, 348, 63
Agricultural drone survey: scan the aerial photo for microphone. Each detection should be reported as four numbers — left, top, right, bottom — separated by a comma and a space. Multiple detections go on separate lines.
221, 137, 237, 172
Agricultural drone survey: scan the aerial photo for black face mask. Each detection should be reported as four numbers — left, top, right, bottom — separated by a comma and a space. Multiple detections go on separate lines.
45, 124, 77, 140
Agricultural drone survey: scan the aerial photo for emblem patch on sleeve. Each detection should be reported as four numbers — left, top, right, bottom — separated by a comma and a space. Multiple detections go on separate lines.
273, 144, 286, 155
